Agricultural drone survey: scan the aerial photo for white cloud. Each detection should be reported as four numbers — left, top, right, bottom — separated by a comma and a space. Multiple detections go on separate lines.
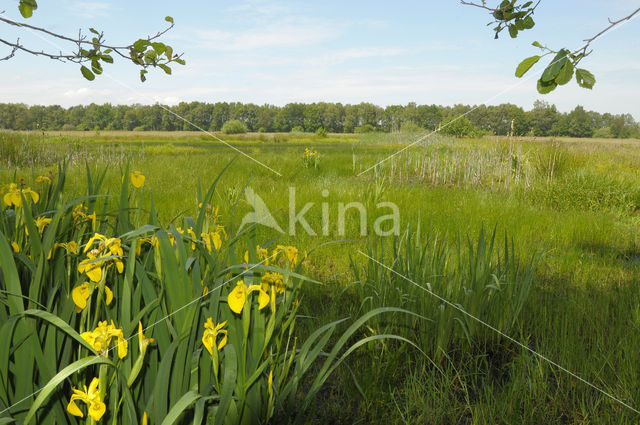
67, 2, 111, 19
193, 21, 339, 51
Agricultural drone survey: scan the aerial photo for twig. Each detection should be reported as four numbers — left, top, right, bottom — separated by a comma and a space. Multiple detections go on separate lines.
572, 7, 640, 60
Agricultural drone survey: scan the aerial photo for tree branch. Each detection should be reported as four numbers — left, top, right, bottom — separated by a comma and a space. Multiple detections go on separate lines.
0, 10, 184, 81
572, 7, 640, 60
0, 37, 79, 61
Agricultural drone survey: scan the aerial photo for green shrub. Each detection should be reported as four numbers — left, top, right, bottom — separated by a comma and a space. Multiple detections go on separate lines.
221, 119, 248, 134
592, 127, 613, 138
438, 115, 481, 138
355, 124, 376, 133
315, 127, 327, 137
290, 125, 305, 134
400, 121, 423, 133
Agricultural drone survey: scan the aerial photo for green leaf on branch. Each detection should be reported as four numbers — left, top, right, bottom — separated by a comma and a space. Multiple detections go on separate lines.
140, 69, 148, 82
80, 65, 95, 81
152, 42, 166, 55
515, 55, 540, 77
508, 25, 518, 38
522, 15, 535, 29
555, 60, 574, 85
18, 0, 38, 18
91, 60, 102, 75
537, 78, 557, 94
133, 39, 149, 52
532, 41, 543, 48
540, 49, 568, 83
159, 64, 172, 75
575, 68, 596, 89
165, 16, 174, 23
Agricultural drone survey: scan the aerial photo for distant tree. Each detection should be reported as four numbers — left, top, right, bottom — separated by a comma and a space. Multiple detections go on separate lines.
303, 103, 324, 132
609, 114, 639, 138
276, 103, 305, 132
123, 109, 140, 131
566, 106, 593, 138
482, 104, 528, 135
528, 100, 560, 136
322, 103, 345, 133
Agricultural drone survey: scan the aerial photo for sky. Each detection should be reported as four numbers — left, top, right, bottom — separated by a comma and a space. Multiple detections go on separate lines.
0, 0, 639, 118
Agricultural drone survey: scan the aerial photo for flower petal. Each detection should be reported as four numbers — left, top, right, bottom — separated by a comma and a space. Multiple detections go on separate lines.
72, 282, 91, 312
88, 400, 106, 422
104, 286, 113, 306
66, 399, 84, 418
228, 281, 247, 314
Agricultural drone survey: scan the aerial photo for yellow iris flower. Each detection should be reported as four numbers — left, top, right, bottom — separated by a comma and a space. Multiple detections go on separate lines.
25, 216, 51, 236
244, 244, 270, 265
71, 282, 113, 312
138, 321, 154, 356
81, 320, 128, 359
261, 272, 285, 294
227, 280, 269, 314
78, 233, 124, 282
202, 230, 223, 252
186, 227, 197, 250
78, 251, 105, 283
48, 241, 78, 260
3, 183, 39, 207
66, 377, 106, 422
130, 171, 146, 188
35, 175, 51, 184
273, 245, 299, 269
11, 241, 19, 253
201, 318, 228, 355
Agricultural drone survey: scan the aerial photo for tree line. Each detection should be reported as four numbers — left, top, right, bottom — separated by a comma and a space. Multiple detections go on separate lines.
0, 100, 637, 138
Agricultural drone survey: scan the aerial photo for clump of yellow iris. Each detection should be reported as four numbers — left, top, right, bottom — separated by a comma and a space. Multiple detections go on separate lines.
72, 203, 97, 229
2, 183, 39, 207
244, 244, 270, 266
77, 233, 124, 283
66, 377, 106, 421
202, 227, 226, 252
81, 320, 128, 359
227, 280, 270, 314
273, 245, 301, 269
261, 271, 285, 295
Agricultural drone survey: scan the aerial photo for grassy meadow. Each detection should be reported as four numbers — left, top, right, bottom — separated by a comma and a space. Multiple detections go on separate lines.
2, 129, 640, 424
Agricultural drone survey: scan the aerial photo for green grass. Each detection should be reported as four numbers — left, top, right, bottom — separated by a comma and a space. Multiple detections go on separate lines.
3, 130, 640, 423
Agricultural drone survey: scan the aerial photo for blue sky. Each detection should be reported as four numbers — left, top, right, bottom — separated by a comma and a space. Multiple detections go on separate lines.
1, 0, 639, 118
